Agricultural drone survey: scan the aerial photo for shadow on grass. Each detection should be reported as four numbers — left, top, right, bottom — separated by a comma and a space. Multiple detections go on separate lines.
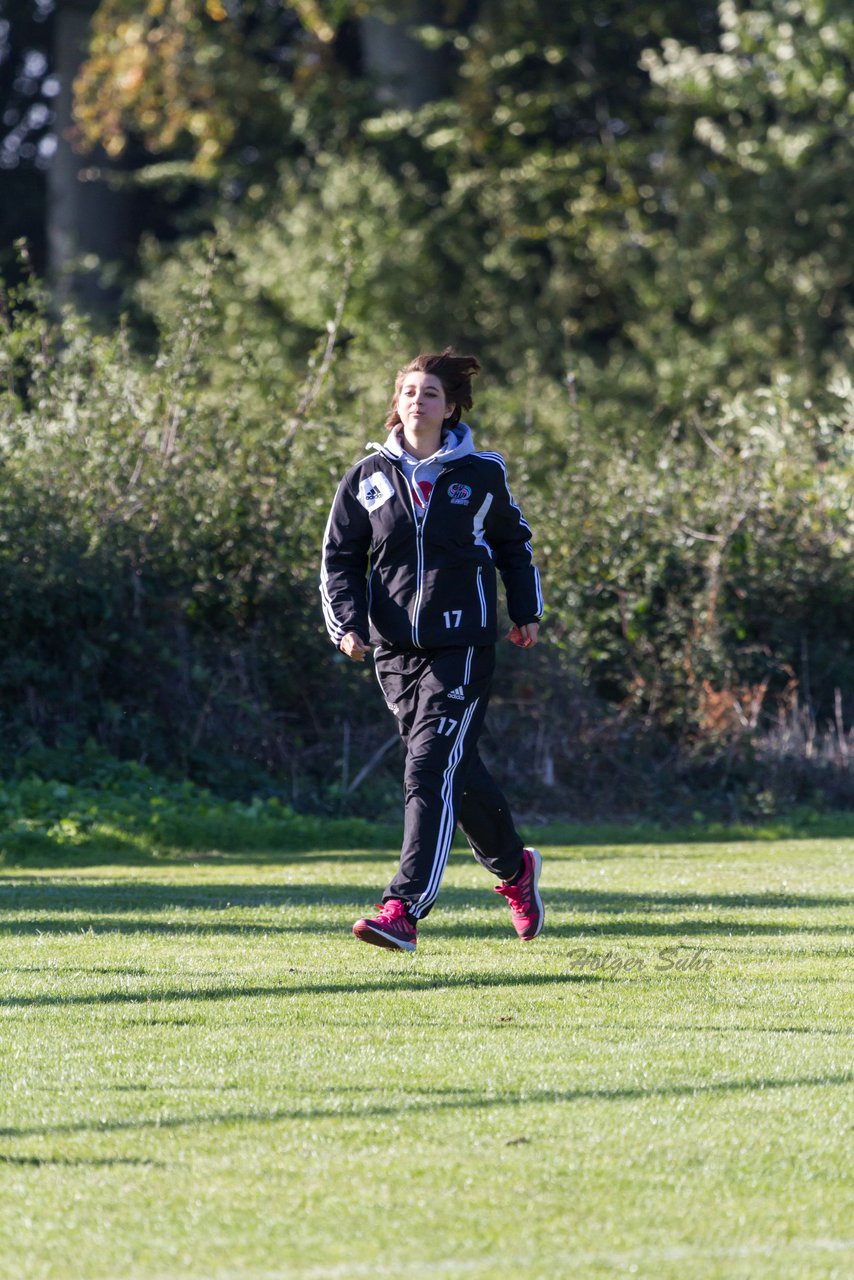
611, 1023, 852, 1037
0, 1154, 168, 1168
0, 845, 405, 870
3, 915, 850, 941
3, 1073, 852, 1142
0, 970, 602, 1009
3, 811, 852, 869
2, 879, 851, 946
534, 817, 854, 845
2, 879, 851, 914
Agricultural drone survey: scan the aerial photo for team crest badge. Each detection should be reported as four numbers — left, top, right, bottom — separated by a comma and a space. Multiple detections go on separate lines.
448, 482, 472, 506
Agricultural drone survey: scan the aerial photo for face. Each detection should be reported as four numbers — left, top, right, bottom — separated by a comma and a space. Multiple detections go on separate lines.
396, 371, 455, 436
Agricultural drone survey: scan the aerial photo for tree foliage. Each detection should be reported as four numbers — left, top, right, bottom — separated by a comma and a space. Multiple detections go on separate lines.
1, 1, 853, 815
67, 2, 854, 402
72, 0, 372, 182
75, 0, 293, 176
638, 0, 854, 397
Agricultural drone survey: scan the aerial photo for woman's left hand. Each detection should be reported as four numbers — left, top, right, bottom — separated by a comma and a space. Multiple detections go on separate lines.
508, 622, 539, 649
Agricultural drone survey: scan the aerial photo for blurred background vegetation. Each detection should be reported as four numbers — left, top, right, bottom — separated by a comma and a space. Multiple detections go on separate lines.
0, 0, 852, 823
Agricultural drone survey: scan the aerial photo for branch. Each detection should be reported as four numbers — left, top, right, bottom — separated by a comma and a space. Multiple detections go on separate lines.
691, 415, 725, 460
281, 244, 354, 449
346, 733, 400, 794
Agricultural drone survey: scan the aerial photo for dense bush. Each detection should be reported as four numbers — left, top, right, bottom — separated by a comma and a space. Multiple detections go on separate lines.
0, 255, 379, 802
1, 248, 852, 819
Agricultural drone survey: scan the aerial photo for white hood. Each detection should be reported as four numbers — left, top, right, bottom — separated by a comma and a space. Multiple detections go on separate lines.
368, 421, 477, 465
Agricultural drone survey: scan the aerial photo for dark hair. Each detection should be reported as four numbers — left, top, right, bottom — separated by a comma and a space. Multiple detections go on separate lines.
384, 347, 481, 432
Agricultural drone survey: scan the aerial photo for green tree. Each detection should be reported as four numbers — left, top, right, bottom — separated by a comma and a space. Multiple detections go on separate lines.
635, 0, 854, 404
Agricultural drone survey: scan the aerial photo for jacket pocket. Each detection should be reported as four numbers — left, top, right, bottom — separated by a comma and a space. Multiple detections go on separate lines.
476, 565, 487, 627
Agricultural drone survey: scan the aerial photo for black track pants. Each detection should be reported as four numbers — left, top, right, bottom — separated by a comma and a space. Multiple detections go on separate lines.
374, 644, 524, 920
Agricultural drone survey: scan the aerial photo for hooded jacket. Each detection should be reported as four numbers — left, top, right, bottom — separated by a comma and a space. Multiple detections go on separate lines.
320, 423, 543, 650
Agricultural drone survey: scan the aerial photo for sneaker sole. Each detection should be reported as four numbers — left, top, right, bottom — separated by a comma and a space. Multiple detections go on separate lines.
352, 921, 417, 952
520, 846, 544, 940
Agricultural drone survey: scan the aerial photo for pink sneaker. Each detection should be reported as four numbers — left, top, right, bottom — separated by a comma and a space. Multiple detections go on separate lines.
495, 847, 544, 940
353, 899, 417, 952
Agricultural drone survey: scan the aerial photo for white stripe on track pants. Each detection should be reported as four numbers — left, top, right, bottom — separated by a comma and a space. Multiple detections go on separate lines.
374, 643, 524, 920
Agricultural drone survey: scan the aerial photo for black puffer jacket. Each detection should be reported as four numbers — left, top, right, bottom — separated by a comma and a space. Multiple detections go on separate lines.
320, 423, 543, 650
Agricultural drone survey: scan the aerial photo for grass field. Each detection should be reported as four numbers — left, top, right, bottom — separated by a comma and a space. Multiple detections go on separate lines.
2, 831, 853, 1280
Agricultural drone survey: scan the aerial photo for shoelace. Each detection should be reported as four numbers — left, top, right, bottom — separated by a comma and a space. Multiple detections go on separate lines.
495, 878, 530, 913
375, 901, 409, 924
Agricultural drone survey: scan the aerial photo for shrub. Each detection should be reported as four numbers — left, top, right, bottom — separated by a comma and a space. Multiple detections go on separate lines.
1, 237, 852, 819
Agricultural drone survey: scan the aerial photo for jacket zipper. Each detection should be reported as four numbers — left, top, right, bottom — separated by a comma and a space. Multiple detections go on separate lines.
406, 459, 440, 648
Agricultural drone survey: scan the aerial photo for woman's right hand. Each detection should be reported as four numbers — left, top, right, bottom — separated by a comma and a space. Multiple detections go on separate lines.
340, 632, 372, 662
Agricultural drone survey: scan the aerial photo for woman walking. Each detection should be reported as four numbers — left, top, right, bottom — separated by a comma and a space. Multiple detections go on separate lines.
320, 349, 544, 952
